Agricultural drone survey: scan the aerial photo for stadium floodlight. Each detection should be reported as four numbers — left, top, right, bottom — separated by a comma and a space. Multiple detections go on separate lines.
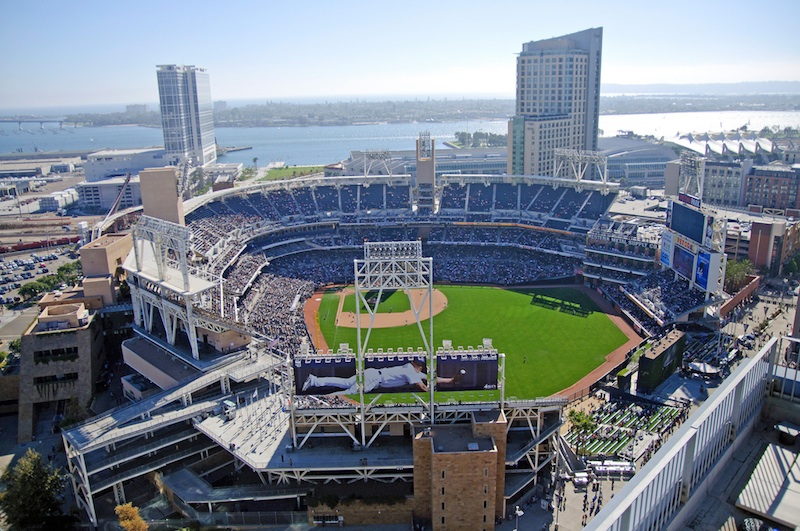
554, 148, 609, 186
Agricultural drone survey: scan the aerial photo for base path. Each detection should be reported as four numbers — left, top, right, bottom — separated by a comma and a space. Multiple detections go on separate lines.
303, 292, 329, 352
335, 287, 447, 329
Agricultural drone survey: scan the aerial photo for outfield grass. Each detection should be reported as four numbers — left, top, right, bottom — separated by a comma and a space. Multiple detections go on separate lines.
316, 285, 628, 400
341, 289, 411, 314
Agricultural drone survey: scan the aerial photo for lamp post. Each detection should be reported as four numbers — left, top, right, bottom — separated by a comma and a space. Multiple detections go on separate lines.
514, 505, 524, 531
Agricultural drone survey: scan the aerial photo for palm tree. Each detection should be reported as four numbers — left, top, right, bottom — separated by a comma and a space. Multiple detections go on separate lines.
252, 157, 259, 171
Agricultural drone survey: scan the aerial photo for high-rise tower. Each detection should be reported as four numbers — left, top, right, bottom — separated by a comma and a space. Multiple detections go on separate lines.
508, 28, 602, 176
156, 65, 217, 167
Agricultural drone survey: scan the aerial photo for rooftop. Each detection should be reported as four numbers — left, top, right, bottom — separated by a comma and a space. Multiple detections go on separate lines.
419, 425, 495, 454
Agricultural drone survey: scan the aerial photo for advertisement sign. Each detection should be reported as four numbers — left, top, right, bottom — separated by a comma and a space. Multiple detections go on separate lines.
435, 353, 499, 391
695, 252, 711, 290
294, 356, 357, 395
678, 193, 702, 209
660, 231, 674, 268
673, 245, 695, 281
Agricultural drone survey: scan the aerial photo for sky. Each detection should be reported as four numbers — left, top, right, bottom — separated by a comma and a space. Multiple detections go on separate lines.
1, 0, 799, 111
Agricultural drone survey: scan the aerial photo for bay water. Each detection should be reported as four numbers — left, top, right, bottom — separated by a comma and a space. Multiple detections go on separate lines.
1, 110, 798, 167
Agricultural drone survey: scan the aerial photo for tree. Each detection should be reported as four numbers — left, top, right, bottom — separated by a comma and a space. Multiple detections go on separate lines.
567, 409, 597, 456
19, 281, 46, 300
724, 259, 754, 294
252, 157, 259, 171
116, 502, 149, 531
0, 448, 65, 529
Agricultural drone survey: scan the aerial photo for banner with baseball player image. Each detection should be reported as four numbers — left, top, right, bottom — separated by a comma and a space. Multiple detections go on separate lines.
296, 353, 438, 395
435, 353, 499, 391
294, 355, 357, 396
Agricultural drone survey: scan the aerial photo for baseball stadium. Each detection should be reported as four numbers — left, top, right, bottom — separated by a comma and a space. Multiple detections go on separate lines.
61, 145, 670, 529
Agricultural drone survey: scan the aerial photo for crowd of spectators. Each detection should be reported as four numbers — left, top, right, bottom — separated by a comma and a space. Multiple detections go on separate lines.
428, 244, 579, 285
623, 270, 708, 323
238, 272, 315, 354
602, 287, 661, 337
223, 253, 269, 296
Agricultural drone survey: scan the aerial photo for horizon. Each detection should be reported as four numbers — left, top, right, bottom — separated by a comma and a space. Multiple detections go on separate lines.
4, 81, 800, 117
2, 0, 800, 109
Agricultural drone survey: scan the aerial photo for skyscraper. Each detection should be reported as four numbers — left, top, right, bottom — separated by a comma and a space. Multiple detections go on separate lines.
156, 65, 217, 167
508, 28, 603, 176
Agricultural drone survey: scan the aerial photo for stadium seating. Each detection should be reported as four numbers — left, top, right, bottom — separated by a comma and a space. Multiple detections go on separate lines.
179, 176, 619, 355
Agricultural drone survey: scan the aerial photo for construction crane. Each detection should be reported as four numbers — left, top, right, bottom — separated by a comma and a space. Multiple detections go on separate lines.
91, 173, 132, 241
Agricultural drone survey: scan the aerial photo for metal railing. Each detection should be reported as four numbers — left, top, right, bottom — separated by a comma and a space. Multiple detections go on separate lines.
586, 336, 776, 531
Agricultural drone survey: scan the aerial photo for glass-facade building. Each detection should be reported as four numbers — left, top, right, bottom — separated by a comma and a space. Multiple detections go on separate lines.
157, 65, 217, 166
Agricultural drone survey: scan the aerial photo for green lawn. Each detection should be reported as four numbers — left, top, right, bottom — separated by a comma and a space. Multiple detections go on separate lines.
258, 165, 323, 181
341, 289, 411, 314
316, 285, 628, 401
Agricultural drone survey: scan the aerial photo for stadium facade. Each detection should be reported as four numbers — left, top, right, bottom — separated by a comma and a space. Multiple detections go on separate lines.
508, 28, 603, 176
157, 64, 217, 167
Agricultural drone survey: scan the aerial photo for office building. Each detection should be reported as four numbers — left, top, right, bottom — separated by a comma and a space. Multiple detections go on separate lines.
508, 28, 603, 176
743, 162, 800, 213
84, 148, 168, 183
156, 65, 217, 166
76, 177, 141, 212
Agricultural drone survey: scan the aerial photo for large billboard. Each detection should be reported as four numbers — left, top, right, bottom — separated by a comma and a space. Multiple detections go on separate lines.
672, 244, 695, 281
294, 355, 357, 395
295, 351, 500, 395
296, 354, 432, 395
435, 352, 499, 392
669, 201, 706, 245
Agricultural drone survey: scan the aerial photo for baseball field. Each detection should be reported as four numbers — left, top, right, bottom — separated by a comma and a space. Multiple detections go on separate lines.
308, 285, 636, 401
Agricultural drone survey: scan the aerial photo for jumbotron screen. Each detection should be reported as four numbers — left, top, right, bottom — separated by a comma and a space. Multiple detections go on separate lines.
670, 202, 706, 245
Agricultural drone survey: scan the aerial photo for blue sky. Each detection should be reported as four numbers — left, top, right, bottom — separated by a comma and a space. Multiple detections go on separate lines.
1, 0, 799, 110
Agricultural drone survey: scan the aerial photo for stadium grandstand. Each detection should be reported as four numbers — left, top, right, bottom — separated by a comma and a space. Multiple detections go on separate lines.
62, 154, 621, 529
61, 154, 800, 530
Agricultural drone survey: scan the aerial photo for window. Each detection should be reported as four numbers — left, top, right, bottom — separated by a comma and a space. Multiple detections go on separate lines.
441, 487, 445, 496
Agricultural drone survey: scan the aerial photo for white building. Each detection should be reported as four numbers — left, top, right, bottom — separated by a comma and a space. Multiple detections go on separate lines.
156, 65, 217, 167
84, 148, 168, 182
508, 28, 603, 176
77, 176, 141, 211
39, 188, 79, 212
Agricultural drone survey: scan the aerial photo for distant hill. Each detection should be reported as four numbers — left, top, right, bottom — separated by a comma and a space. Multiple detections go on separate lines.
602, 81, 800, 95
